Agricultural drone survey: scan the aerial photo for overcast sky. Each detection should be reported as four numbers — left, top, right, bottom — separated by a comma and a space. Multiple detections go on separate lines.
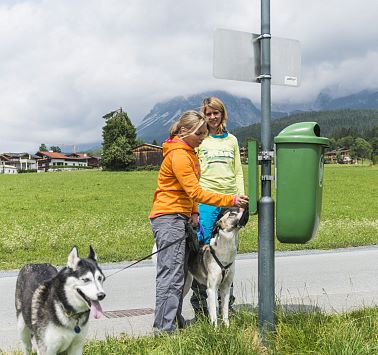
1, 0, 377, 152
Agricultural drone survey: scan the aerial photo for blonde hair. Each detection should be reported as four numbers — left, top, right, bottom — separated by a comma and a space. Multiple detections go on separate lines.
200, 97, 228, 133
169, 110, 206, 139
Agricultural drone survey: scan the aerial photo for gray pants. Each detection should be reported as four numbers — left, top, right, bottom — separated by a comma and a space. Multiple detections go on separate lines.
151, 214, 189, 332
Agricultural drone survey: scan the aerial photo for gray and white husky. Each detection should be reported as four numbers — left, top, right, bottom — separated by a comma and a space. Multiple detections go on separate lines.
183, 207, 248, 327
15, 246, 106, 355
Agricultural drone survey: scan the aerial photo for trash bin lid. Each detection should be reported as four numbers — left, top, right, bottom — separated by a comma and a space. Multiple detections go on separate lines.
274, 122, 330, 146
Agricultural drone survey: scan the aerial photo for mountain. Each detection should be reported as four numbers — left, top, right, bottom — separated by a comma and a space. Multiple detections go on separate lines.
313, 89, 378, 110
67, 88, 378, 151
136, 90, 267, 143
137, 88, 378, 143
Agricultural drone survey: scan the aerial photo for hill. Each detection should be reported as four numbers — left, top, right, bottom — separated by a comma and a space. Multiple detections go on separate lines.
232, 109, 378, 146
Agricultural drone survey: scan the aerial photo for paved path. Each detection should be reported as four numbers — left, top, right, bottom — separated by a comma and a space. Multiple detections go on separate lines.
1, 246, 377, 352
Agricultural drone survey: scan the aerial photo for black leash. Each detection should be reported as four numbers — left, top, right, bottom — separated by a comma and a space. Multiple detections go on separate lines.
105, 207, 249, 280
105, 234, 187, 279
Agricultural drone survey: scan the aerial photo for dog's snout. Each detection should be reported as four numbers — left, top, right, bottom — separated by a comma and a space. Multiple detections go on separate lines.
97, 292, 106, 301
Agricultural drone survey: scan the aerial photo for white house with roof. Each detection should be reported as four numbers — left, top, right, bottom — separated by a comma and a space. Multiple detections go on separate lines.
35, 151, 89, 171
0, 153, 37, 170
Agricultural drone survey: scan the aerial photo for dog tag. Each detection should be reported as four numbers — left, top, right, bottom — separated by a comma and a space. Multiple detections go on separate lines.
74, 325, 81, 334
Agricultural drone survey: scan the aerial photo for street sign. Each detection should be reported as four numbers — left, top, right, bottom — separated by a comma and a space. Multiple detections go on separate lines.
271, 36, 301, 86
213, 29, 260, 83
213, 28, 301, 87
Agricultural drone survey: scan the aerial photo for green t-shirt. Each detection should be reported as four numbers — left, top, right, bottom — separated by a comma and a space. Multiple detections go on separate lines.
197, 132, 245, 195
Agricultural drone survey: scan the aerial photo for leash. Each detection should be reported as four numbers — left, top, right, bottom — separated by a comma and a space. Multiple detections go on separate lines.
105, 207, 248, 279
105, 234, 187, 279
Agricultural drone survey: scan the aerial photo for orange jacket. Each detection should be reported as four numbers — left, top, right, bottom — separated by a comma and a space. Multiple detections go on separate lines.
149, 137, 235, 218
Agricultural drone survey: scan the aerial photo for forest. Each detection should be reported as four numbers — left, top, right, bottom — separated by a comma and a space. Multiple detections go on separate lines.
233, 109, 378, 162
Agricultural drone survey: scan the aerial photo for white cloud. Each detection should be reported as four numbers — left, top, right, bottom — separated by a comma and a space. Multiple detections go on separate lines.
0, 0, 377, 152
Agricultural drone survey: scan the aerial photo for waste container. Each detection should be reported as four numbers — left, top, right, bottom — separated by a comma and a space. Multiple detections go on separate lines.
274, 122, 329, 243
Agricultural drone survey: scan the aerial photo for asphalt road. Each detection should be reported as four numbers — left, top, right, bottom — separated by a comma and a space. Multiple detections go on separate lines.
1, 246, 377, 352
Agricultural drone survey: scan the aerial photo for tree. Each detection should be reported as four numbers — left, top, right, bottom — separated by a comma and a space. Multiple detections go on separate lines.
337, 136, 354, 149
101, 108, 137, 170
328, 138, 337, 150
370, 137, 378, 164
152, 139, 159, 146
351, 138, 372, 163
49, 146, 61, 153
39, 143, 48, 151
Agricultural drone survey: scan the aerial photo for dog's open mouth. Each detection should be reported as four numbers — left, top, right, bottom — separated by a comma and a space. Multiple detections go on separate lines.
77, 289, 103, 319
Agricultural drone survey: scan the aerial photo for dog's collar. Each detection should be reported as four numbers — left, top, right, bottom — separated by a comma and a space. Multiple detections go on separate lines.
64, 310, 90, 334
209, 246, 233, 282
64, 309, 90, 319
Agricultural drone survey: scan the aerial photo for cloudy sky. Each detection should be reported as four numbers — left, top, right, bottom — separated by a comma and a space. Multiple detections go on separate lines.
1, 0, 377, 152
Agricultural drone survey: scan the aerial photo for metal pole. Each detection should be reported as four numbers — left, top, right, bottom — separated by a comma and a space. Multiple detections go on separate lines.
258, 0, 275, 339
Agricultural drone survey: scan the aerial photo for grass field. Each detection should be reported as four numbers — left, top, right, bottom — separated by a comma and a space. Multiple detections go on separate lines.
0, 165, 377, 270
82, 307, 378, 354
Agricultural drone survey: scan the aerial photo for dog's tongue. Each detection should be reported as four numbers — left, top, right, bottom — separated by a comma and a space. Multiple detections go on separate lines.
90, 300, 103, 319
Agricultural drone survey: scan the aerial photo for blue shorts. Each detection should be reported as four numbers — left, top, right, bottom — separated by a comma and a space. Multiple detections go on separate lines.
197, 204, 221, 244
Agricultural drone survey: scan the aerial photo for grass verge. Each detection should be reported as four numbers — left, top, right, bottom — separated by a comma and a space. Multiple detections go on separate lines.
86, 306, 377, 354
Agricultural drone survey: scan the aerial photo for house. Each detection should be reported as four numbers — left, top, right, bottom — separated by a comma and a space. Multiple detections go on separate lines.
132, 144, 163, 166
0, 164, 18, 174
239, 146, 248, 164
66, 153, 101, 168
324, 149, 354, 164
35, 151, 89, 171
0, 153, 38, 170
87, 156, 101, 168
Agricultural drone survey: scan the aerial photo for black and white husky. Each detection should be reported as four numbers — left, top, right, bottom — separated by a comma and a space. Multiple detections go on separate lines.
15, 246, 106, 355
183, 207, 248, 327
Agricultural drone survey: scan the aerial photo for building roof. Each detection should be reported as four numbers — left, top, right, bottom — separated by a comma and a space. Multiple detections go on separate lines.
132, 143, 162, 151
66, 153, 91, 159
37, 151, 70, 159
2, 152, 34, 158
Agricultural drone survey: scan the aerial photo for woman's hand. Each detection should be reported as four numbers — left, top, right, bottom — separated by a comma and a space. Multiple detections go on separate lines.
233, 194, 249, 208
189, 213, 199, 228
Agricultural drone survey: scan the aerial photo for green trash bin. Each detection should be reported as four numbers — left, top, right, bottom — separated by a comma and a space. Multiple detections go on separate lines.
274, 122, 329, 243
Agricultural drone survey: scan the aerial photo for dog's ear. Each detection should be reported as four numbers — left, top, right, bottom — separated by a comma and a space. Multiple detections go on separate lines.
88, 245, 97, 261
67, 246, 80, 270
238, 204, 249, 227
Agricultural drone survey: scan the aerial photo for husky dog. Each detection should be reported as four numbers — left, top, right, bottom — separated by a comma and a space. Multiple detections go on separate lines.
15, 246, 106, 355
183, 207, 248, 327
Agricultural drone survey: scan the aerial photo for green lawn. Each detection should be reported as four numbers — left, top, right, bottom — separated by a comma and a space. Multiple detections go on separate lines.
85, 307, 378, 354
0, 165, 377, 269
240, 163, 378, 253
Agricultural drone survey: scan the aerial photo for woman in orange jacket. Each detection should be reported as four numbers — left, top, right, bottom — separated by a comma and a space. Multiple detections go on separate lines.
149, 110, 248, 333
